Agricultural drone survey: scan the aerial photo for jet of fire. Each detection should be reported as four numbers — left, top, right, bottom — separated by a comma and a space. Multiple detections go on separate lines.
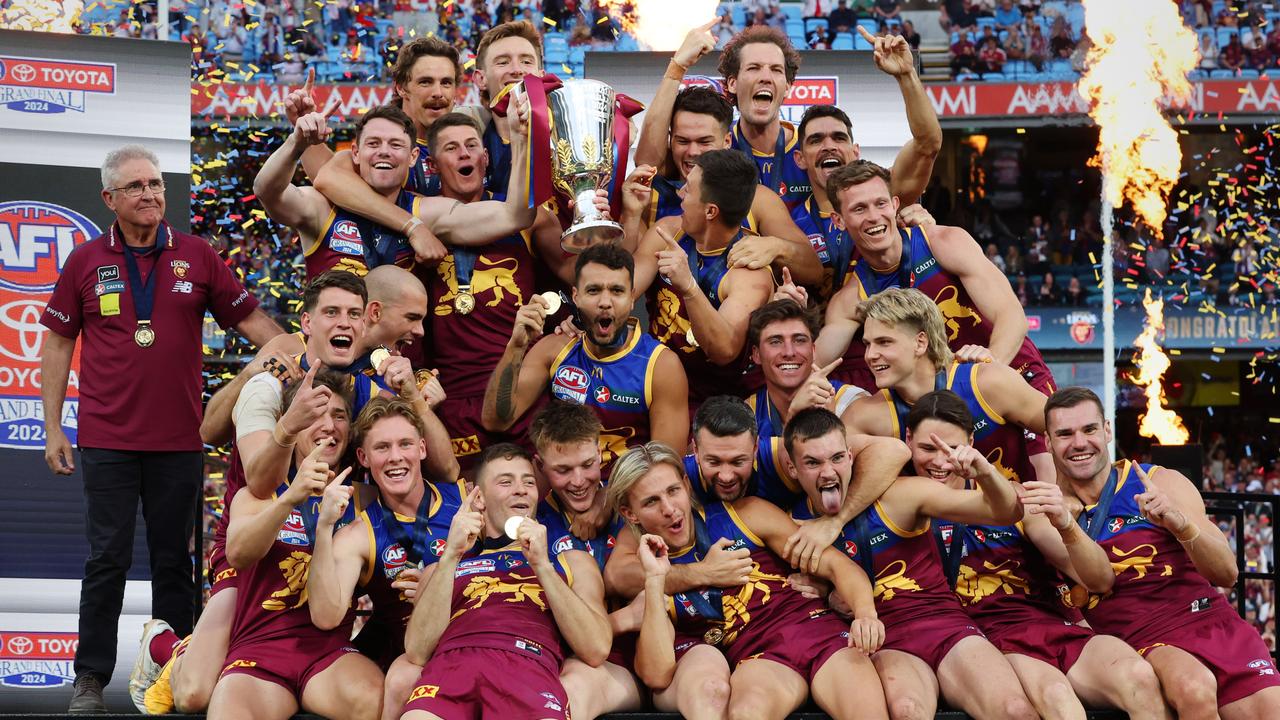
1132, 289, 1189, 445
1077, 0, 1197, 237
597, 0, 720, 51
0, 0, 83, 32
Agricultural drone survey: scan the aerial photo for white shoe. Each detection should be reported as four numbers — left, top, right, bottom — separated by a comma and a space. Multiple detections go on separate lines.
129, 619, 172, 713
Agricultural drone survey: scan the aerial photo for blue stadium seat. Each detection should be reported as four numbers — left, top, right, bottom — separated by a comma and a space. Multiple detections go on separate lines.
1238, 68, 1260, 79
976, 16, 996, 31
732, 6, 746, 26
1209, 68, 1236, 79
544, 33, 569, 64
832, 32, 854, 50
805, 17, 828, 33
616, 34, 639, 51
1216, 27, 1235, 47
783, 4, 802, 21
786, 18, 804, 34
982, 72, 1007, 81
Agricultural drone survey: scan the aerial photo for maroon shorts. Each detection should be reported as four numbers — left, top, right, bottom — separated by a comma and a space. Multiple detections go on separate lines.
606, 633, 637, 674
1131, 607, 1280, 708
438, 394, 540, 475
728, 610, 850, 683
881, 608, 985, 671
353, 617, 405, 671
220, 633, 359, 696
985, 620, 1093, 673
403, 646, 569, 720
206, 541, 238, 597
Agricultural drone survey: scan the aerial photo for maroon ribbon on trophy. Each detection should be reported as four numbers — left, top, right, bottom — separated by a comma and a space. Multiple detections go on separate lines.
491, 74, 645, 217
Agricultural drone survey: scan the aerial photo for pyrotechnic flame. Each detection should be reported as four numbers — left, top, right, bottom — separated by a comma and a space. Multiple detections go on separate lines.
0, 0, 83, 32
1077, 0, 1198, 238
598, 0, 719, 51
1132, 288, 1189, 445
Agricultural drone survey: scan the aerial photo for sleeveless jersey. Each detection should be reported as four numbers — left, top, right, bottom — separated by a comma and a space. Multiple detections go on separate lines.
791, 193, 855, 303
305, 191, 421, 279
794, 498, 962, 628
425, 221, 536, 397
549, 319, 667, 475
228, 477, 358, 645
406, 139, 442, 197
642, 176, 763, 236
935, 514, 1072, 632
851, 225, 1053, 391
881, 362, 1037, 484
296, 351, 391, 418
482, 120, 512, 196
746, 382, 862, 440
686, 436, 800, 508
646, 230, 753, 402
537, 493, 625, 573
1076, 461, 1230, 637
433, 542, 572, 669
359, 480, 466, 631
667, 501, 829, 646
730, 120, 810, 210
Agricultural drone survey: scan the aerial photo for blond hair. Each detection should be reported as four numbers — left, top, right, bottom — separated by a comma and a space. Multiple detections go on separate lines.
606, 442, 694, 530
856, 287, 954, 370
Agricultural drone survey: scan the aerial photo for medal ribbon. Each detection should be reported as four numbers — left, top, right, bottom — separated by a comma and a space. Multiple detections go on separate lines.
734, 120, 789, 190
118, 223, 167, 330
1078, 462, 1124, 540
453, 249, 479, 296
934, 519, 968, 590
849, 509, 875, 578
380, 491, 433, 566
670, 511, 726, 621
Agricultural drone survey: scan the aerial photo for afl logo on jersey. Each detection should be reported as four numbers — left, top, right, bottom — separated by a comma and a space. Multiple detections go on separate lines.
552, 535, 575, 555
329, 219, 364, 256
807, 233, 829, 262
383, 544, 407, 577
552, 365, 589, 404
278, 510, 311, 545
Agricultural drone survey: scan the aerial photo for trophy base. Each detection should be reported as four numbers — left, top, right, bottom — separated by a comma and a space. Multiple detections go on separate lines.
560, 219, 625, 254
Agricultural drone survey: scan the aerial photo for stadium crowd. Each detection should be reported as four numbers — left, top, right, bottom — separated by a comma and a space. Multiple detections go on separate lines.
22, 0, 1280, 715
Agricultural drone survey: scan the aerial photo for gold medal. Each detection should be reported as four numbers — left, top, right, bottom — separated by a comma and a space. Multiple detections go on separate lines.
1067, 583, 1089, 609
703, 626, 724, 645
415, 369, 436, 391
454, 288, 475, 315
134, 322, 155, 348
370, 347, 391, 372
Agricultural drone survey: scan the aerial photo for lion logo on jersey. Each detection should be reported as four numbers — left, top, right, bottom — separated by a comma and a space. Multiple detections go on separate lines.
262, 551, 311, 611
719, 561, 784, 645
650, 287, 695, 353
986, 447, 1019, 483
452, 571, 547, 618
435, 254, 525, 315
933, 285, 983, 341
955, 559, 1031, 606
599, 426, 637, 468
874, 560, 923, 601
1110, 543, 1173, 581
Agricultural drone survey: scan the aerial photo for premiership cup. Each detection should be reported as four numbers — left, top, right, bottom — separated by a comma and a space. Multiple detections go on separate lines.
548, 79, 625, 253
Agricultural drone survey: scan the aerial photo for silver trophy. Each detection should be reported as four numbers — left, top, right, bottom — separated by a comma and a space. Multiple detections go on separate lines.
547, 79, 625, 253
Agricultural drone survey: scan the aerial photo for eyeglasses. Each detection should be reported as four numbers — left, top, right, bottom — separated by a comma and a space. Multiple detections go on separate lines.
109, 179, 166, 197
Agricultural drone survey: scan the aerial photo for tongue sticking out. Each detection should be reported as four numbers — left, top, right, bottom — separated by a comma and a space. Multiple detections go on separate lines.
820, 486, 843, 515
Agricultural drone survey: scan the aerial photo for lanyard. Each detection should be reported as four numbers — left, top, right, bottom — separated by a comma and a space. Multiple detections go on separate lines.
849, 509, 875, 578
671, 511, 726, 621
379, 491, 433, 566
1078, 463, 1124, 541
454, 249, 479, 290
734, 120, 789, 190
119, 225, 164, 324
934, 521, 967, 590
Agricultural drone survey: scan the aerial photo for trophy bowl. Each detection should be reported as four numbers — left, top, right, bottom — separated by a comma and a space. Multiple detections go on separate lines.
547, 79, 625, 253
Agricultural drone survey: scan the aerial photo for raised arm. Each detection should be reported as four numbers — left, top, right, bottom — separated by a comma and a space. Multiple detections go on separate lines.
859, 27, 941, 206
1019, 481, 1114, 593
604, 528, 753, 599
930, 224, 1028, 365
201, 335, 302, 446
633, 20, 718, 171
647, 349, 691, 453
480, 298, 558, 432
226, 444, 336, 569
912, 436, 1021, 526
404, 488, 483, 664
307, 475, 363, 629
633, 534, 678, 690
814, 280, 864, 366
520, 525, 612, 666
1136, 466, 1238, 587
252, 112, 334, 239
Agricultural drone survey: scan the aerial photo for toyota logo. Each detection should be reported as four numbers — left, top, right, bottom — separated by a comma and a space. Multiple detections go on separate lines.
0, 299, 48, 363
12, 64, 36, 83
7, 636, 33, 655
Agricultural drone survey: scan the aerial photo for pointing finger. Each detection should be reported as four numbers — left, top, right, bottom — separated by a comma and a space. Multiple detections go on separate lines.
814, 357, 841, 378
781, 266, 793, 287
655, 224, 680, 250
303, 66, 315, 94
856, 25, 876, 43
329, 466, 353, 486
304, 437, 332, 463
466, 485, 482, 511
929, 432, 956, 455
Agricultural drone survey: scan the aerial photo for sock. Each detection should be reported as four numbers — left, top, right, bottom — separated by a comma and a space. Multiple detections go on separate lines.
149, 630, 180, 665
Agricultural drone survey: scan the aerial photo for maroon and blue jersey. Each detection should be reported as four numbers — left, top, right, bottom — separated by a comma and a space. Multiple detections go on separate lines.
406, 139, 442, 197
641, 176, 762, 236
1075, 461, 1232, 638
228, 477, 358, 647
667, 501, 829, 646
482, 120, 512, 196
730, 120, 810, 210
850, 225, 1054, 395
359, 480, 466, 631
537, 494, 625, 573
935, 514, 1073, 633
434, 542, 573, 671
794, 497, 962, 628
685, 436, 800, 508
548, 320, 668, 476
881, 362, 1038, 485
746, 382, 861, 440
646, 230, 756, 403
306, 190, 421, 279
791, 194, 854, 302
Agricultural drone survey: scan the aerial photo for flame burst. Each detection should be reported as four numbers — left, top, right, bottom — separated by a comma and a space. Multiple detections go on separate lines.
1077, 0, 1198, 237
598, 1, 719, 51
1132, 289, 1189, 445
0, 0, 83, 32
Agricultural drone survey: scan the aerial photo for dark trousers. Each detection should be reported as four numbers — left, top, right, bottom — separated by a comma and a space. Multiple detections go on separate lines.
74, 448, 201, 681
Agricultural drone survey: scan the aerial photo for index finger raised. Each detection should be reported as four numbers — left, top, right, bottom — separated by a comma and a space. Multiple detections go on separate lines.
328, 466, 353, 486
303, 66, 315, 94
856, 25, 876, 42
304, 437, 333, 462
654, 224, 680, 250
1132, 463, 1151, 492
929, 432, 956, 455
465, 484, 482, 511
813, 357, 841, 378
